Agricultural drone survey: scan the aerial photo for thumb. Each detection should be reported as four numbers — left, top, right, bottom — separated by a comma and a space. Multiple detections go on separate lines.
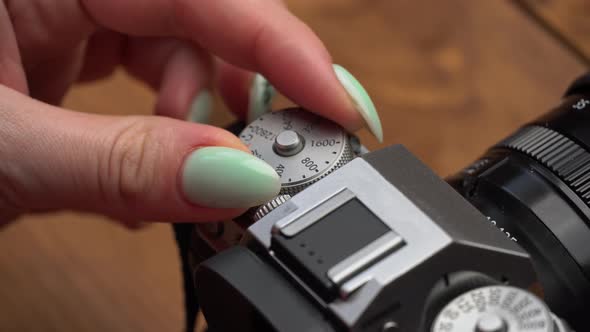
0, 86, 280, 224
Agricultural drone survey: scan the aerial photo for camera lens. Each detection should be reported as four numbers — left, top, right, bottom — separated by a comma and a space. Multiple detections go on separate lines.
448, 74, 590, 330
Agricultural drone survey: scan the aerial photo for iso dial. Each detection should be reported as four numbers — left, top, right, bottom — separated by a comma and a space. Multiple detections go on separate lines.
239, 108, 354, 196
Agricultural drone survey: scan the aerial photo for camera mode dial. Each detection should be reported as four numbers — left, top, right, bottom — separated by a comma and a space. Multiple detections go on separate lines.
239, 107, 354, 197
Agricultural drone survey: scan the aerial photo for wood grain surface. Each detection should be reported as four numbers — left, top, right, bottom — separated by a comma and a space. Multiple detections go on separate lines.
521, 0, 590, 63
0, 1, 587, 331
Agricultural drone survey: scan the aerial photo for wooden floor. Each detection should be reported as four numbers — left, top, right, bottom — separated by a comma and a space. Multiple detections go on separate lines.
1, 1, 588, 331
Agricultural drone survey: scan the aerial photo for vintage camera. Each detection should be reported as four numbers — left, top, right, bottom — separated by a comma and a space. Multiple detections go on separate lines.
173, 75, 590, 332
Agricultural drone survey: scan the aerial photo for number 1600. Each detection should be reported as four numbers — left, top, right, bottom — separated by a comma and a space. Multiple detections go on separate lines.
311, 139, 336, 147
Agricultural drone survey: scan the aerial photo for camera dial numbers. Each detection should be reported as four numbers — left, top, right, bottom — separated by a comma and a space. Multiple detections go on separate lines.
432, 286, 560, 332
486, 216, 518, 242
239, 108, 353, 194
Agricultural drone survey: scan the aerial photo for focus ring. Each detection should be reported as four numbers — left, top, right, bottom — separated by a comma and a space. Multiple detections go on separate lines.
497, 125, 590, 206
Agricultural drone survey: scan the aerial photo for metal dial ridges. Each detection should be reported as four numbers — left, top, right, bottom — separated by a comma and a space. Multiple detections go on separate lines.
253, 194, 292, 221
279, 141, 354, 197
432, 285, 556, 332
497, 125, 590, 206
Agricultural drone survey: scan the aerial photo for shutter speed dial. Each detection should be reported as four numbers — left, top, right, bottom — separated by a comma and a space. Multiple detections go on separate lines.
239, 107, 355, 197
431, 286, 572, 332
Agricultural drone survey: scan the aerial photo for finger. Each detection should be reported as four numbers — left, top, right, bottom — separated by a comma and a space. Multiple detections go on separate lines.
0, 86, 280, 223
122, 37, 213, 122
78, 30, 126, 82
217, 62, 277, 123
6, 0, 96, 68
0, 1, 27, 93
174, 1, 382, 140
217, 63, 384, 143
216, 61, 254, 121
79, 0, 366, 131
26, 41, 87, 105
11, 0, 380, 138
173, 0, 364, 132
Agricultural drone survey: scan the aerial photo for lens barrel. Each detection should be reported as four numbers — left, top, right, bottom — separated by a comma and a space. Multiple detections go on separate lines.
448, 74, 590, 330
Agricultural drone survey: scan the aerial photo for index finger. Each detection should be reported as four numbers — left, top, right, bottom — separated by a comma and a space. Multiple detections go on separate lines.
81, 0, 366, 132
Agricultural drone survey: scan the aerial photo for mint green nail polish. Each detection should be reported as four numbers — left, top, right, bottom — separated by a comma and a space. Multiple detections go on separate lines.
333, 64, 384, 143
187, 90, 212, 124
248, 74, 275, 123
181, 147, 280, 208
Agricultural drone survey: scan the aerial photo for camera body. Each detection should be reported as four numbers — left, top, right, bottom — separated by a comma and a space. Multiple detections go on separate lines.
174, 75, 590, 332
195, 145, 535, 332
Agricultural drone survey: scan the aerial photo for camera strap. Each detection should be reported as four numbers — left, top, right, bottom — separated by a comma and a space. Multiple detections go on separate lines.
172, 223, 199, 332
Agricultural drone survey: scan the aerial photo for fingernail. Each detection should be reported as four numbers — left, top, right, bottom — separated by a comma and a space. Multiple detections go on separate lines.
333, 64, 383, 143
186, 90, 212, 124
181, 147, 280, 208
248, 74, 275, 123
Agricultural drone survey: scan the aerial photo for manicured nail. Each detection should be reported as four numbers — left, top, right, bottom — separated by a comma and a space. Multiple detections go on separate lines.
181, 147, 280, 208
333, 64, 383, 143
186, 90, 212, 124
248, 74, 275, 123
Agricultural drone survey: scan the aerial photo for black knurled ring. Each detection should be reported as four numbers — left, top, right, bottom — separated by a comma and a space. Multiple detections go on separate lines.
496, 125, 590, 207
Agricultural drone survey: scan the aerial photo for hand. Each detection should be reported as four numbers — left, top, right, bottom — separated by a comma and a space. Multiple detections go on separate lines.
0, 0, 382, 226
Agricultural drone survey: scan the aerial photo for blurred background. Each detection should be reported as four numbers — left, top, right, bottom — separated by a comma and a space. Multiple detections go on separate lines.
0, 0, 588, 331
